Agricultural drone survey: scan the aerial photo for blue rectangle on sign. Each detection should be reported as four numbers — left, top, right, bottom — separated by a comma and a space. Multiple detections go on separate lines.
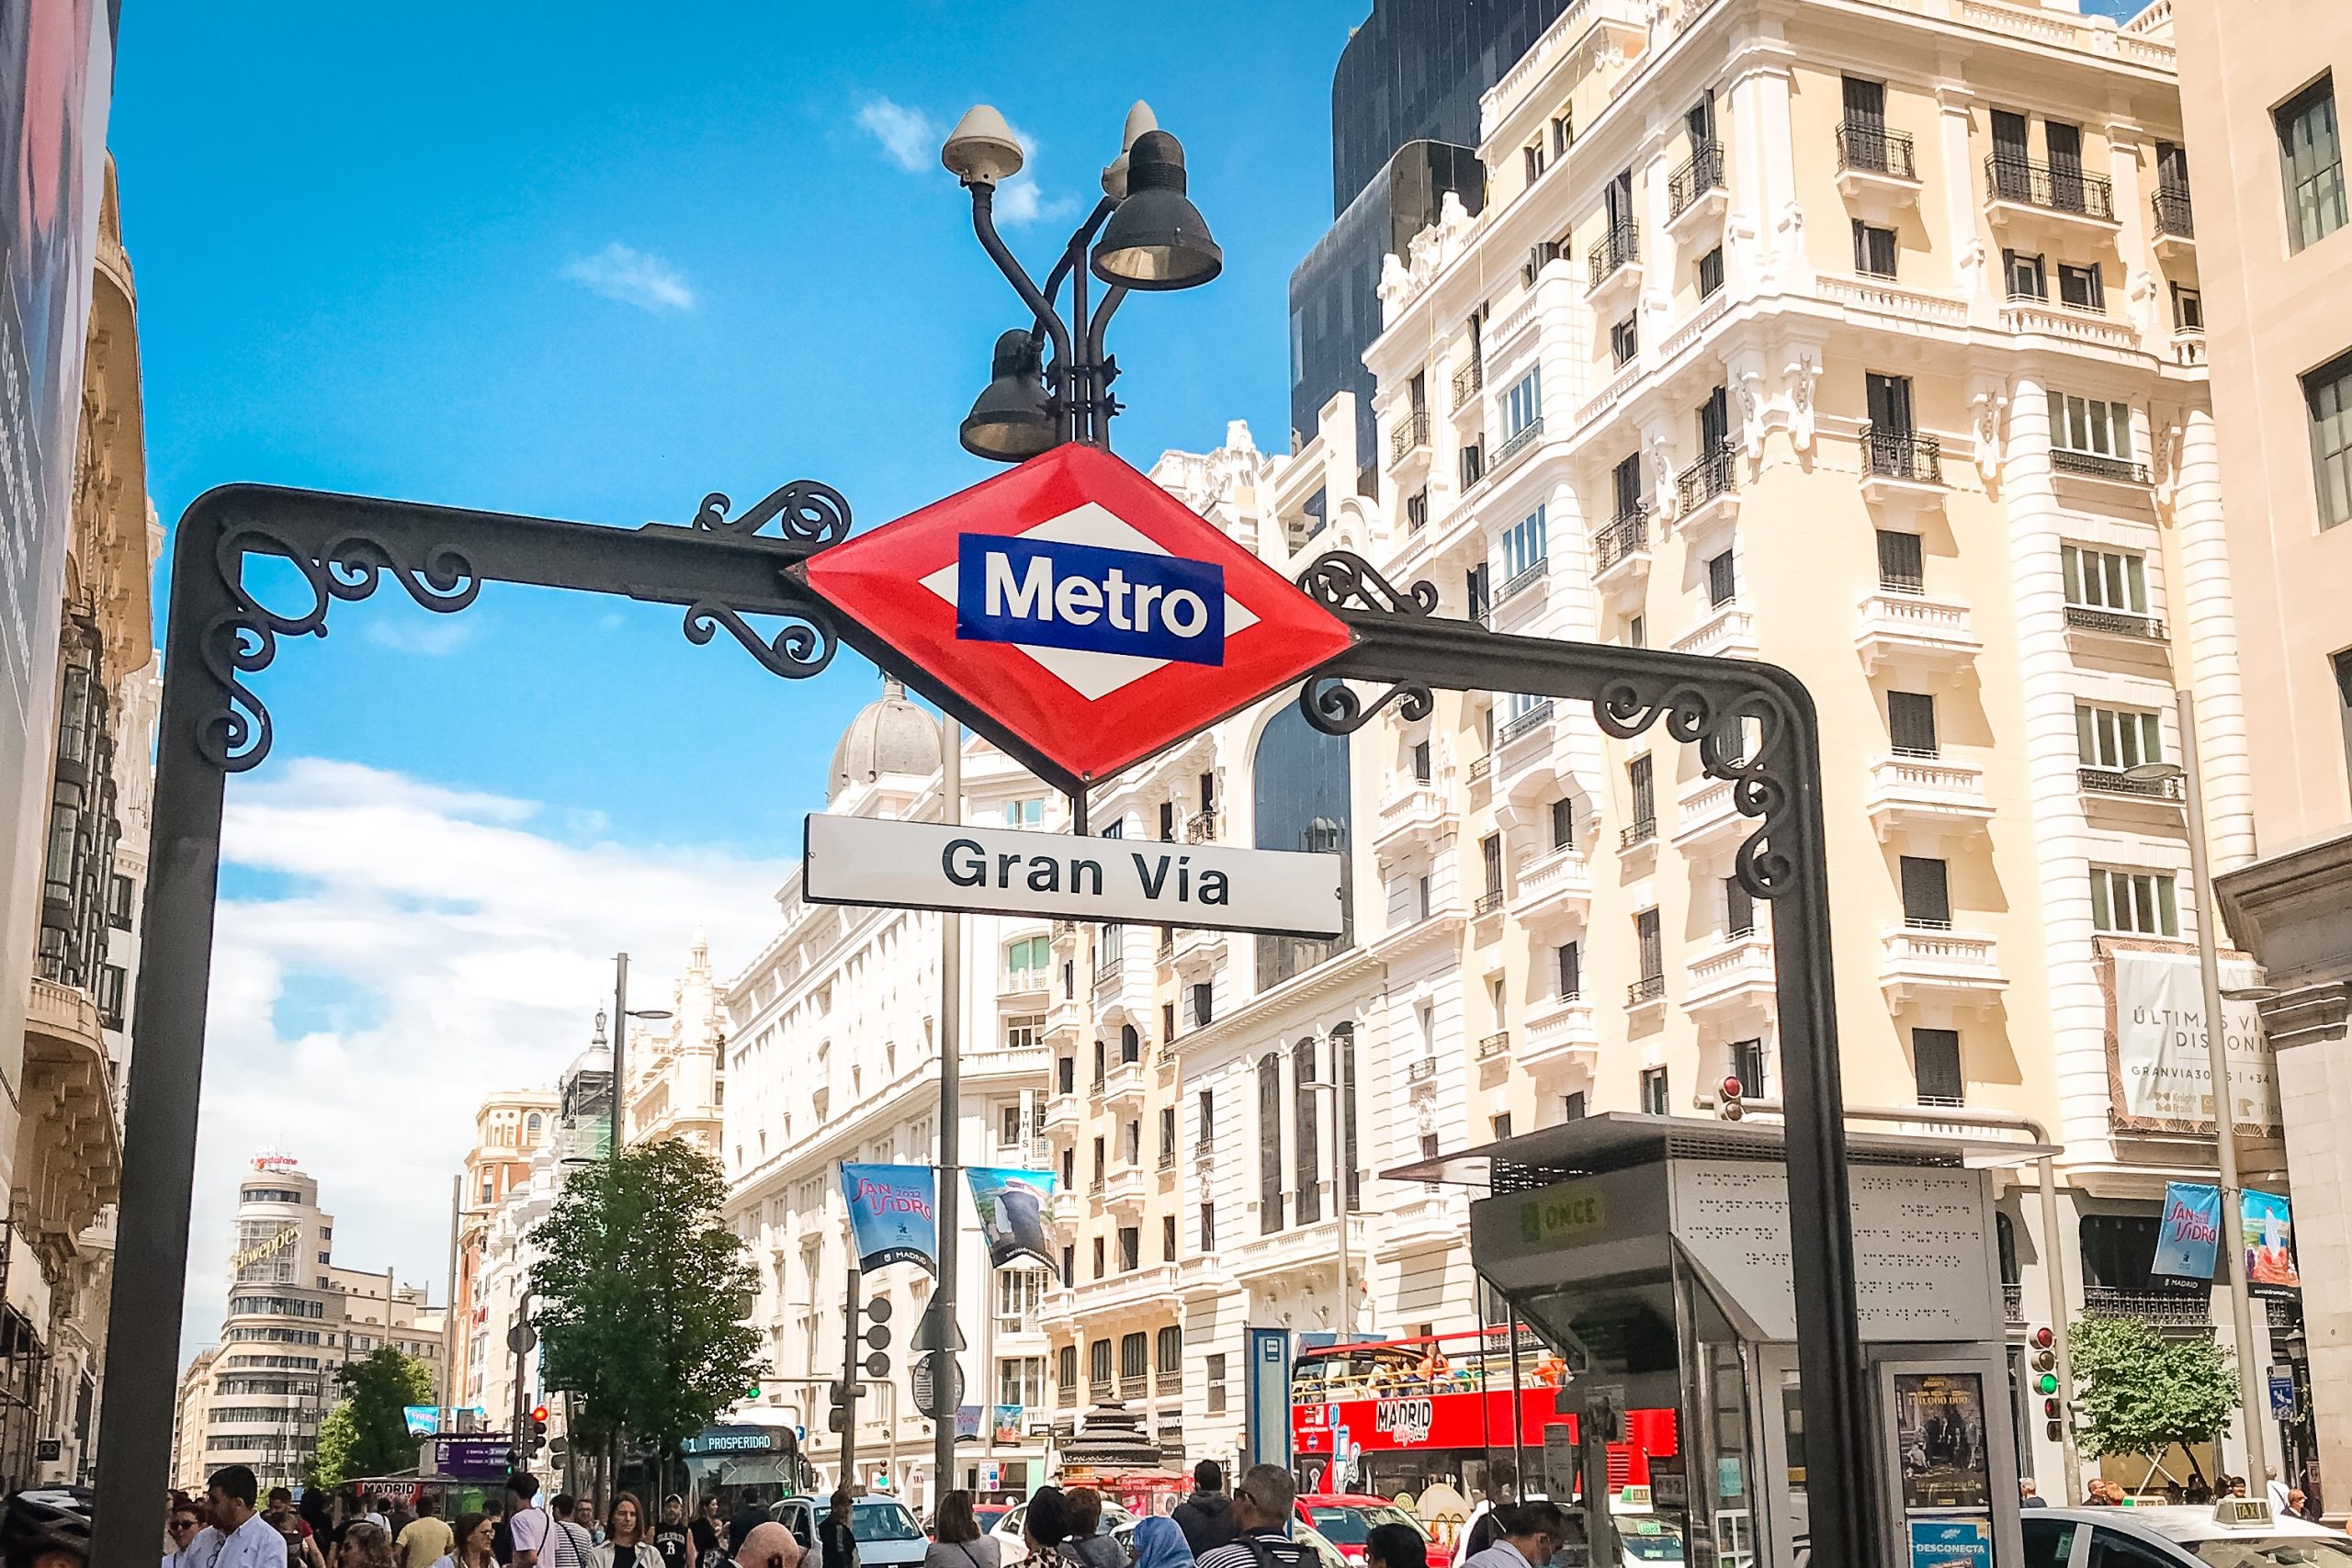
957, 533, 1225, 666
1907, 1519, 1993, 1568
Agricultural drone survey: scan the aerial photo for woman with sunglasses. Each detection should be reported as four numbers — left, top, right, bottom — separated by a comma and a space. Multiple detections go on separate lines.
164, 1502, 204, 1568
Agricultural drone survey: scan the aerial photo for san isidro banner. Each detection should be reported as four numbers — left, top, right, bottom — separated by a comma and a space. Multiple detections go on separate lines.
967, 1167, 1058, 1269
2153, 1182, 2222, 1280
840, 1163, 937, 1273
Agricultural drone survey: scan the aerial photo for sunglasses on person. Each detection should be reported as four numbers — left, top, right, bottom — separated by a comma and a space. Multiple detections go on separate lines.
170, 1520, 201, 1538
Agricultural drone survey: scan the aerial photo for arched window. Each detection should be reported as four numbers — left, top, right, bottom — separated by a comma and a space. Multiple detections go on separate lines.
1089, 1337, 1113, 1394
525, 1113, 542, 1136
1120, 1330, 1150, 1387
1057, 1344, 1079, 1405
1258, 1052, 1284, 1234
1253, 705, 1353, 989
1120, 1022, 1140, 1065
1294, 1038, 1322, 1224
1155, 1325, 1182, 1385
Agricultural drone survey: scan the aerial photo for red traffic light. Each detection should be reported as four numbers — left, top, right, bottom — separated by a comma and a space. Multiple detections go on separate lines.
2042, 1398, 2061, 1420
2031, 1326, 2053, 1349
531, 1404, 549, 1424
1721, 1076, 1745, 1100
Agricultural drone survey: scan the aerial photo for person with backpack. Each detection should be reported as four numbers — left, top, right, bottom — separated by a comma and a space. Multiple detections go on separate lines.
1191, 1468, 1314, 1568
1170, 1464, 1238, 1559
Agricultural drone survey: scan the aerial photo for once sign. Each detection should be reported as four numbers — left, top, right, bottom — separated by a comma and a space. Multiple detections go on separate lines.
804, 816, 1344, 938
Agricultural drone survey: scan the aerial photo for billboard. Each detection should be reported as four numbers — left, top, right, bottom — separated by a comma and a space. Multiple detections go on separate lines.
2152, 1183, 2222, 1280
2109, 951, 2278, 1132
2243, 1189, 2301, 1295
967, 1167, 1057, 1269
838, 1163, 936, 1274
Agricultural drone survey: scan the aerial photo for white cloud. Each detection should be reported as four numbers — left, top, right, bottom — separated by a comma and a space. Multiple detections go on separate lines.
995, 175, 1079, 228
561, 243, 695, 313
183, 759, 789, 1363
855, 97, 940, 174
364, 616, 474, 656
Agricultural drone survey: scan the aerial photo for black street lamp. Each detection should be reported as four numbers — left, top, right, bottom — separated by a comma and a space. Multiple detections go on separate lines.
944, 101, 1221, 459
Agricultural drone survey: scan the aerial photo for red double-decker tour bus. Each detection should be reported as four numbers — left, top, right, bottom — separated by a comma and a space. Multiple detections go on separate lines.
1288, 1327, 1678, 1509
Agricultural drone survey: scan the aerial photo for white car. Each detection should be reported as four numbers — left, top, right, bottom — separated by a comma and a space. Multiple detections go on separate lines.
2026, 1504, 2352, 1568
991, 1500, 1136, 1568
769, 1496, 932, 1568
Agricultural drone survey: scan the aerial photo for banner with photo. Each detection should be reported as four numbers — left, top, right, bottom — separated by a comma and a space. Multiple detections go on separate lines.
2111, 951, 2277, 1131
839, 1163, 937, 1274
2152, 1182, 2222, 1280
2243, 1189, 2301, 1295
993, 1404, 1023, 1444
967, 1166, 1058, 1269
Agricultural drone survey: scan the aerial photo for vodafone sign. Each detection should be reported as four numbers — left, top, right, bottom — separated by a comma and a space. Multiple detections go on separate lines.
802, 444, 1355, 784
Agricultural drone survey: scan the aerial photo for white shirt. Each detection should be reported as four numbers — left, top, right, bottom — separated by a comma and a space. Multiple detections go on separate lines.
188, 1512, 290, 1568
1461, 1543, 1540, 1568
2270, 1479, 2293, 1514
510, 1508, 550, 1562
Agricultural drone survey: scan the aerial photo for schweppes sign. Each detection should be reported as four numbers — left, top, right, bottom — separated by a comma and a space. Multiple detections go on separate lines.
232, 1225, 300, 1271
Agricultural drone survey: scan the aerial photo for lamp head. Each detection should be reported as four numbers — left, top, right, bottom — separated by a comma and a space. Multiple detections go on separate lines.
942, 105, 1024, 186
1091, 129, 1223, 290
960, 329, 1059, 463
1101, 100, 1159, 199
2122, 761, 2187, 784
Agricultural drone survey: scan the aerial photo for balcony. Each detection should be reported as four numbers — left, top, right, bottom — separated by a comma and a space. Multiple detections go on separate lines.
2002, 1282, 2026, 1325
1468, 752, 1493, 785
2151, 187, 2195, 261
1879, 928, 2007, 1007
1471, 888, 1506, 919
1177, 1252, 1231, 1295
1835, 123, 1921, 219
1227, 1212, 1371, 1285
2083, 1286, 2214, 1329
1586, 220, 1641, 305
1388, 410, 1431, 471
1684, 935, 1776, 1015
1856, 591, 1981, 676
1865, 756, 1993, 840
1453, 357, 1485, 414
1077, 1261, 1178, 1314
2063, 604, 2166, 644
1478, 1030, 1512, 1062
1103, 1166, 1148, 1215
1489, 558, 1550, 623
1672, 776, 1747, 851
1497, 696, 1555, 749
1591, 509, 1651, 596
1043, 1091, 1081, 1135
1519, 994, 1599, 1070
1186, 809, 1219, 844
1381, 1193, 1462, 1256
1092, 953, 1153, 1022
1620, 816, 1659, 852
1103, 1056, 1148, 1111
1172, 924, 1227, 970
1999, 299, 2140, 353
1492, 417, 1544, 474
1984, 154, 2119, 239
1373, 783, 1456, 858
1513, 846, 1592, 928
1627, 974, 1668, 1009
1860, 426, 1943, 502
1675, 442, 1739, 530
22, 975, 119, 1245
2051, 448, 2152, 486
1667, 142, 1727, 237
1671, 604, 1758, 661
2078, 765, 2186, 808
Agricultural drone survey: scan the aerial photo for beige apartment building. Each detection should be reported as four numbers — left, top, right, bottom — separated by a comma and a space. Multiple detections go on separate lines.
622, 933, 729, 1159
449, 1089, 559, 1416
2176, 0, 2352, 1513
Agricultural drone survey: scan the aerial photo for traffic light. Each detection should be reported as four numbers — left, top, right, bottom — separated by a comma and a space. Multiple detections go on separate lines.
527, 1405, 549, 1457
826, 1377, 856, 1432
2031, 1328, 2065, 1442
1718, 1075, 1746, 1122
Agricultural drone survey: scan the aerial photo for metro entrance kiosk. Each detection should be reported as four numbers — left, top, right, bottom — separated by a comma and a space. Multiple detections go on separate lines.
1395, 1114, 2044, 1568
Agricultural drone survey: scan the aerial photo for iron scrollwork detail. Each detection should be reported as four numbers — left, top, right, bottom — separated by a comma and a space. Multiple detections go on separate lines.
693, 480, 853, 547
200, 525, 482, 772
1594, 676, 1795, 899
1295, 550, 1440, 736
681, 598, 840, 682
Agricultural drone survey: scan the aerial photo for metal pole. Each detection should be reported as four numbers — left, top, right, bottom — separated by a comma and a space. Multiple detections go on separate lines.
445, 1174, 462, 1409
935, 720, 964, 1502
2178, 688, 2270, 1490
842, 1269, 863, 1493
2036, 1156, 2083, 1505
612, 953, 630, 1161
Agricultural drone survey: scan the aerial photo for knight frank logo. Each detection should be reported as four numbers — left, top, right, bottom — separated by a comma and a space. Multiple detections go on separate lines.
1374, 1396, 1435, 1446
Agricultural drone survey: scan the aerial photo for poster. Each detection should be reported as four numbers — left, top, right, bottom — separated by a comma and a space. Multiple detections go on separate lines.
839, 1163, 937, 1273
993, 1404, 1023, 1444
2112, 952, 2278, 1130
955, 1404, 983, 1441
402, 1404, 440, 1437
1894, 1372, 1991, 1512
967, 1167, 1057, 1269
1907, 1519, 1993, 1568
2153, 1182, 2222, 1280
2244, 1189, 2301, 1293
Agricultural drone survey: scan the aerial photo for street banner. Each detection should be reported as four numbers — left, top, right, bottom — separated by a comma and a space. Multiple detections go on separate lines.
804, 814, 1344, 938
956, 1404, 983, 1440
402, 1404, 440, 1437
967, 1167, 1057, 1269
2111, 951, 2278, 1130
839, 1163, 937, 1274
2152, 1182, 2222, 1279
993, 1404, 1023, 1444
2243, 1189, 2301, 1294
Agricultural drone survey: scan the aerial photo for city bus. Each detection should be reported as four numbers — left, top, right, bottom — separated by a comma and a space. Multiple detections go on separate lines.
1288, 1327, 1679, 1515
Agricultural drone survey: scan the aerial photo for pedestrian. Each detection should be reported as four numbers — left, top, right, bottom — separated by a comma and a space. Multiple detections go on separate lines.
167, 1500, 206, 1568
923, 1494, 999, 1568
505, 1479, 549, 1568
545, 1499, 594, 1568
386, 1500, 416, 1547
689, 1503, 723, 1568
2083, 1481, 2114, 1507
1193, 1467, 1317, 1568
398, 1498, 455, 1568
2018, 1481, 2048, 1510
1015, 1492, 1069, 1568
350, 1497, 391, 1539
340, 1526, 399, 1568
732, 1526, 801, 1568
594, 1496, 654, 1568
817, 1493, 858, 1568
1170, 1464, 1238, 1559
188, 1465, 289, 1568
2229, 1476, 2251, 1500
654, 1502, 692, 1568
1129, 1519, 1193, 1568
433, 1517, 497, 1568
1458, 1464, 1519, 1563
1362, 1525, 1421, 1568
300, 1499, 334, 1554
1060, 1493, 1120, 1568
1455, 1505, 1563, 1568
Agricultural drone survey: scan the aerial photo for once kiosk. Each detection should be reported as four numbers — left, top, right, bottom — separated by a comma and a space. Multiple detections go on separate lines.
1391, 1114, 2050, 1568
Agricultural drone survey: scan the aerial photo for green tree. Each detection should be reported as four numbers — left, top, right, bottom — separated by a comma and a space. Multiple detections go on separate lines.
306, 1347, 434, 1488
528, 1140, 763, 1462
2069, 1314, 2240, 1483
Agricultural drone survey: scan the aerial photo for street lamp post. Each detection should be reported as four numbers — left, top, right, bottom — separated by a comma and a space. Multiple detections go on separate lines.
2126, 686, 2269, 1492
605, 953, 674, 1165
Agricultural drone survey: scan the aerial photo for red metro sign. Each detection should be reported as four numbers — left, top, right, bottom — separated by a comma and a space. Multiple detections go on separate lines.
803, 444, 1355, 784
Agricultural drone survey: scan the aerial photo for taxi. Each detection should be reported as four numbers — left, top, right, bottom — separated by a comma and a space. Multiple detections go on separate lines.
2025, 1499, 2352, 1568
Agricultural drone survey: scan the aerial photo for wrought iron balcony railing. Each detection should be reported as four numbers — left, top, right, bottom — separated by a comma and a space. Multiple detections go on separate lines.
1668, 141, 1726, 218
1389, 411, 1430, 465
2063, 604, 2166, 640
2152, 186, 2195, 239
2052, 448, 2151, 484
1592, 510, 1650, 573
1588, 220, 1639, 288
1837, 122, 1917, 180
1677, 441, 1739, 512
1862, 425, 1942, 485
1985, 154, 2116, 220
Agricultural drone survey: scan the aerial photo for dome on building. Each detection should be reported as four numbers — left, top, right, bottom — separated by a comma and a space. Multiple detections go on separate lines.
829, 676, 942, 802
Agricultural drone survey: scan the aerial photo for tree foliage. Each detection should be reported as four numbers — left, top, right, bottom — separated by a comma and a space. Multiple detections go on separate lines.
306, 1348, 434, 1488
2069, 1314, 2239, 1480
528, 1140, 763, 1457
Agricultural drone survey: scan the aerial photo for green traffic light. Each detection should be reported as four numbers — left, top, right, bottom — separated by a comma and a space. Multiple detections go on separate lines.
2035, 1373, 2060, 1395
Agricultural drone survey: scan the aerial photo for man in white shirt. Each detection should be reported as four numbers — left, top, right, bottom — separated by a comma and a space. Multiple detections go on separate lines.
1456, 1504, 1564, 1568
186, 1466, 288, 1568
505, 1475, 548, 1568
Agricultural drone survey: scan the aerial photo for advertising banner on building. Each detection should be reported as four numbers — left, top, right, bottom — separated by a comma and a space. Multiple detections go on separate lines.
2110, 951, 2278, 1131
2243, 1189, 2301, 1295
967, 1167, 1057, 1269
2152, 1182, 2222, 1280
839, 1163, 936, 1274
993, 1404, 1023, 1444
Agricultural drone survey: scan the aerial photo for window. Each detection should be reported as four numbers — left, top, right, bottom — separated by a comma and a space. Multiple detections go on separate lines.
1725, 878, 1755, 939
1199, 1201, 1216, 1251
2171, 283, 2203, 333
1555, 942, 1581, 999
1503, 368, 1543, 439
1889, 691, 1939, 757
1419, 1133, 1440, 1160
1553, 111, 1574, 156
2049, 392, 2133, 462
1611, 315, 1638, 368
2303, 347, 2352, 526
2056, 263, 2105, 312
1732, 1039, 1767, 1099
1189, 981, 1214, 1028
1090, 1337, 1113, 1390
1162, 1213, 1178, 1260
107, 873, 132, 931
2277, 74, 2348, 251
1059, 1146, 1074, 1186
2337, 650, 2352, 795
1550, 797, 1575, 852
1706, 550, 1736, 607
1416, 874, 1432, 919
2020, 1521, 2078, 1568
1294, 1038, 1322, 1224
1899, 856, 1951, 929
1120, 1022, 1140, 1065
1116, 1226, 1140, 1272
96, 963, 125, 1028
2076, 705, 2163, 770
1612, 452, 1644, 521
1158, 1107, 1176, 1165
995, 1269, 1047, 1325
1522, 140, 1546, 185
1091, 1236, 1105, 1279
1480, 833, 1503, 899
1459, 442, 1485, 489
1006, 1013, 1043, 1050
1563, 1091, 1589, 1121
1000, 1356, 1046, 1408
1866, 371, 1916, 437
1851, 221, 1896, 278
2062, 545, 2149, 614
1205, 1352, 1228, 1414
1697, 246, 1724, 299
1636, 908, 1664, 984
1120, 1119, 1140, 1164
1057, 1055, 1076, 1095
1628, 754, 1657, 831
1006, 934, 1050, 980
1491, 1111, 1514, 1140
1159, 801, 1175, 840
1091, 1135, 1104, 1183
1639, 1066, 1670, 1116
1196, 1088, 1214, 1150
1000, 1105, 1023, 1149
2001, 248, 2047, 301
1501, 507, 1548, 582
1912, 1028, 1964, 1105
2090, 867, 2179, 936
1257, 1052, 1283, 1233
1061, 1245, 1074, 1287
1405, 487, 1430, 533
1005, 797, 1044, 828
1877, 528, 1923, 592
1465, 562, 1491, 622
1626, 613, 1646, 649
1412, 739, 1432, 784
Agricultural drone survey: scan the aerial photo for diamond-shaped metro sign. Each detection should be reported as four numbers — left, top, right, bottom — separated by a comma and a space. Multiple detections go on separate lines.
802, 444, 1356, 784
